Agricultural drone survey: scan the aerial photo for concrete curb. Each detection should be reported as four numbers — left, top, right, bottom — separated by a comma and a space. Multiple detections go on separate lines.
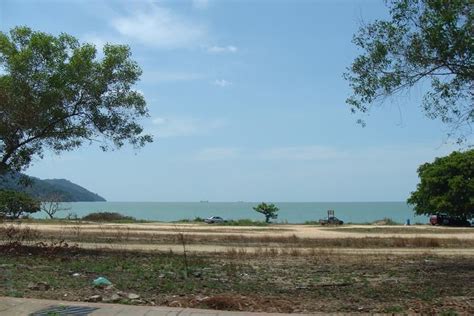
0, 296, 320, 316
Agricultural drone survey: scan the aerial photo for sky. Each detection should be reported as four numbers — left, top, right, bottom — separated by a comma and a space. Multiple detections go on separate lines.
0, 0, 460, 202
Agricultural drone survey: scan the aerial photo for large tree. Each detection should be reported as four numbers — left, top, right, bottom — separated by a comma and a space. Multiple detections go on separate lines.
407, 149, 473, 219
345, 0, 473, 143
0, 27, 152, 174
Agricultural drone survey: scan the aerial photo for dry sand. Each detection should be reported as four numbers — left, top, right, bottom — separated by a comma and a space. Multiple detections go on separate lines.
4, 222, 473, 255
21, 222, 474, 239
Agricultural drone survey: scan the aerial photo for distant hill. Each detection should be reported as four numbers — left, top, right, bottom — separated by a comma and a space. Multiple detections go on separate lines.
0, 172, 106, 202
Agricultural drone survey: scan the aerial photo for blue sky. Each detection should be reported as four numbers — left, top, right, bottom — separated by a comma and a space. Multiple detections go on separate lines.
0, 0, 458, 202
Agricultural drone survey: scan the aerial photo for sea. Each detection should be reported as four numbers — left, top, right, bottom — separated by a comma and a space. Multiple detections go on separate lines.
34, 201, 428, 224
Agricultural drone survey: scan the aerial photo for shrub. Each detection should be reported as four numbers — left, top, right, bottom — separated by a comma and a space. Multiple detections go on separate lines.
65, 212, 79, 220
220, 219, 268, 226
174, 217, 205, 223
373, 218, 400, 225
0, 190, 41, 219
82, 212, 136, 222
304, 220, 320, 225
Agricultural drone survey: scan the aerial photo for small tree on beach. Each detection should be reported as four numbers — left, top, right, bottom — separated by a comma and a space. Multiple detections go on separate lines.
41, 193, 71, 219
253, 202, 279, 223
0, 190, 40, 219
407, 150, 474, 219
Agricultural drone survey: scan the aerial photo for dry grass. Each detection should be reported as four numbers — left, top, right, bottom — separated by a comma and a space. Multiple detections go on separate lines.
0, 224, 42, 246
2, 223, 473, 252
327, 226, 474, 234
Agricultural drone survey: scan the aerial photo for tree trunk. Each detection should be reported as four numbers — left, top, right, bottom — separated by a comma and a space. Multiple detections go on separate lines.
0, 162, 9, 176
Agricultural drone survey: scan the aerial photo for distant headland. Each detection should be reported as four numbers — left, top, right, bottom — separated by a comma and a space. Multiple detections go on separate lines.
0, 172, 106, 202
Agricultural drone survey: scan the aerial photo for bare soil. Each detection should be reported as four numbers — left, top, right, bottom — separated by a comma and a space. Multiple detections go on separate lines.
1, 222, 474, 313
0, 245, 473, 314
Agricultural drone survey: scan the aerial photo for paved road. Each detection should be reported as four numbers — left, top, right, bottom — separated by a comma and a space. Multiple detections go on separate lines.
0, 297, 318, 316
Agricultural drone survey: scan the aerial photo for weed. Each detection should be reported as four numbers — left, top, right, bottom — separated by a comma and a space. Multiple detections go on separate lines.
82, 212, 138, 222
373, 218, 400, 225
418, 287, 437, 301
384, 305, 404, 313
439, 309, 459, 316
0, 223, 41, 245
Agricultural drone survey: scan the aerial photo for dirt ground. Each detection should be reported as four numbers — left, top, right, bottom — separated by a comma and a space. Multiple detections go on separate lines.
1, 245, 473, 314
1, 222, 474, 313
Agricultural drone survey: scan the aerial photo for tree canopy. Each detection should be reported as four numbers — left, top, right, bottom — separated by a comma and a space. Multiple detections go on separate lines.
407, 149, 474, 218
253, 202, 279, 223
0, 190, 40, 219
0, 26, 152, 174
345, 0, 473, 143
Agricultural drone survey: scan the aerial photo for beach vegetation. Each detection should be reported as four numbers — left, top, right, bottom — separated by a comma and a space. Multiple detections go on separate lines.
220, 219, 268, 226
0, 190, 40, 219
175, 217, 205, 223
253, 203, 279, 223
81, 212, 138, 223
408, 149, 473, 219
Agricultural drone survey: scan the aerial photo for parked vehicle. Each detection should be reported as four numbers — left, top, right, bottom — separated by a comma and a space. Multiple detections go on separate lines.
204, 216, 225, 224
319, 216, 344, 225
429, 214, 471, 227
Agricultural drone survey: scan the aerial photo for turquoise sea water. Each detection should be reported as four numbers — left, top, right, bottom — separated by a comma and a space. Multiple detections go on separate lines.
36, 202, 428, 224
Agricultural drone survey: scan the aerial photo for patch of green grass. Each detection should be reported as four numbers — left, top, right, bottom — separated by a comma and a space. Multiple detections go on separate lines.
384, 305, 404, 313
173, 218, 269, 226
81, 212, 151, 223
218, 219, 268, 226
440, 309, 459, 316
303, 220, 321, 225
174, 217, 205, 223
418, 287, 437, 301
6, 289, 23, 297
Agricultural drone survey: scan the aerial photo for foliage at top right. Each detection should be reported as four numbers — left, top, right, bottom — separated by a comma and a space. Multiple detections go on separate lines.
345, 0, 473, 144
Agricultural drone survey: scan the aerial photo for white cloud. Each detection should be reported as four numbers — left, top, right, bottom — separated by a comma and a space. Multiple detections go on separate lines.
82, 34, 108, 51
213, 79, 232, 87
195, 147, 241, 161
81, 34, 124, 56
192, 146, 344, 162
192, 0, 209, 10
207, 45, 238, 53
152, 116, 226, 138
191, 144, 455, 163
142, 71, 204, 83
258, 146, 346, 161
111, 4, 207, 49
133, 89, 145, 97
